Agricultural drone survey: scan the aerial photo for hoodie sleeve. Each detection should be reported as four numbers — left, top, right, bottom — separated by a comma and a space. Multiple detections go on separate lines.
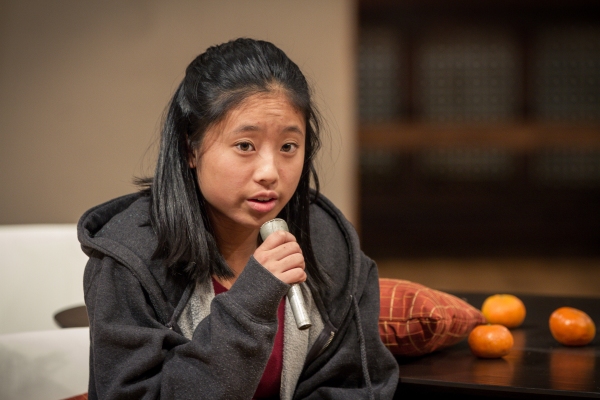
84, 253, 289, 400
292, 255, 399, 399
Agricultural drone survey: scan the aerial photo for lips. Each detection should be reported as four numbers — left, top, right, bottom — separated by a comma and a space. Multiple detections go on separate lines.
247, 193, 278, 213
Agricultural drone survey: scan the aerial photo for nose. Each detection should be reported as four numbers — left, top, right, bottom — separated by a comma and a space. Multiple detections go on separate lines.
254, 150, 279, 187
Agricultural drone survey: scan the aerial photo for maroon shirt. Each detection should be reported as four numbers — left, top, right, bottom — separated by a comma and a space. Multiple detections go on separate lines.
212, 278, 285, 399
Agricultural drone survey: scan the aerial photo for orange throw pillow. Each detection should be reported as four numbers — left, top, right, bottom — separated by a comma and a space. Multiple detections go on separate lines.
62, 394, 88, 400
379, 278, 486, 357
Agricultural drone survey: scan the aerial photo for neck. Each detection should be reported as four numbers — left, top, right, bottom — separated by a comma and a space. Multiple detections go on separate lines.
211, 222, 260, 289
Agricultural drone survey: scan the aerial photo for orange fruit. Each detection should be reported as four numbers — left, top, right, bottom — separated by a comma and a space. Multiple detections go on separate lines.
481, 294, 526, 329
468, 324, 514, 359
549, 307, 596, 346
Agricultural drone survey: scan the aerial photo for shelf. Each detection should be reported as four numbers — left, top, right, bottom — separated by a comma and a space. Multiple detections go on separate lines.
359, 122, 600, 152
360, 0, 600, 14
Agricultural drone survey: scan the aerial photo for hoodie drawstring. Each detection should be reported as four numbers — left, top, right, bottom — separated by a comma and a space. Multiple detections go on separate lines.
352, 295, 375, 400
166, 282, 195, 332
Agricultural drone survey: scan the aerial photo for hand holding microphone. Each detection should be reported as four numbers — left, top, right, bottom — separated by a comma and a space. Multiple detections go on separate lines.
256, 218, 311, 330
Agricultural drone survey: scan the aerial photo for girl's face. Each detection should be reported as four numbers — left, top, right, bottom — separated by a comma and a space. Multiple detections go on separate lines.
190, 92, 306, 237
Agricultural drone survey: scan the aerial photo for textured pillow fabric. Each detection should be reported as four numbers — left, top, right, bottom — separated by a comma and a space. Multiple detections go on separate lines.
379, 278, 486, 357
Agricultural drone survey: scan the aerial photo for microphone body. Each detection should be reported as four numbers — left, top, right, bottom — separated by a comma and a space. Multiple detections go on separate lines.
259, 218, 312, 330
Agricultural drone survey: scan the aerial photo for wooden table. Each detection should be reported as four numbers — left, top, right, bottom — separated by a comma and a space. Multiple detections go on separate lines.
394, 292, 600, 399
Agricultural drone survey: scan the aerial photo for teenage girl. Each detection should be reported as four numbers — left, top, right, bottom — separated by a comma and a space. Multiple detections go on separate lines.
78, 38, 399, 399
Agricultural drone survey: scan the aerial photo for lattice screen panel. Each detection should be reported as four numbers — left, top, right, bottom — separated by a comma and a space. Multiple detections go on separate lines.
534, 25, 600, 122
358, 27, 404, 122
416, 29, 519, 122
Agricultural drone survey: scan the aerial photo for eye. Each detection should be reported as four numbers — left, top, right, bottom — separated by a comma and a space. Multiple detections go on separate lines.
281, 143, 299, 153
235, 141, 255, 152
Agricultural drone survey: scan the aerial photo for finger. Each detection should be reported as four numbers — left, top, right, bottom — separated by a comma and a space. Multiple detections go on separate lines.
258, 252, 304, 277
274, 253, 305, 273
254, 244, 301, 269
259, 230, 296, 251
266, 241, 303, 262
278, 267, 307, 285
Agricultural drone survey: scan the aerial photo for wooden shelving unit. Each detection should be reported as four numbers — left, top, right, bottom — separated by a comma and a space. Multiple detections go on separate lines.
356, 0, 600, 259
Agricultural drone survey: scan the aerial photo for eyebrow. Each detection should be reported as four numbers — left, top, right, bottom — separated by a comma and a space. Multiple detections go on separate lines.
232, 124, 305, 135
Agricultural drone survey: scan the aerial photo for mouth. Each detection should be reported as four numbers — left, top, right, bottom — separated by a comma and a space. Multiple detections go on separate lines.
249, 197, 275, 203
247, 195, 278, 213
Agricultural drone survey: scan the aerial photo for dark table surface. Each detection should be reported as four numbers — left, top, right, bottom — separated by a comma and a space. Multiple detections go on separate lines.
394, 292, 600, 399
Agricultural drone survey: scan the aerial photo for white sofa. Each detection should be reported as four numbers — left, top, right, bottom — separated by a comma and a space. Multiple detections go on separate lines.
0, 327, 89, 400
0, 224, 89, 335
0, 224, 90, 400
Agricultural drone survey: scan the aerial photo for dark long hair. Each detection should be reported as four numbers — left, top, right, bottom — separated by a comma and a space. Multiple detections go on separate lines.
138, 38, 328, 293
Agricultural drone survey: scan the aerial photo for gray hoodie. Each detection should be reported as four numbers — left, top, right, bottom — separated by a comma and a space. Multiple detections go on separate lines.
78, 192, 399, 399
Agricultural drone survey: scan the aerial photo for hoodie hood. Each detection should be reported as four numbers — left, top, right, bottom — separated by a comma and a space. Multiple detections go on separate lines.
78, 192, 187, 326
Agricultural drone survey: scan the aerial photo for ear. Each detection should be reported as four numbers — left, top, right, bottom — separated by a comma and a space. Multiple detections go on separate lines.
187, 141, 198, 169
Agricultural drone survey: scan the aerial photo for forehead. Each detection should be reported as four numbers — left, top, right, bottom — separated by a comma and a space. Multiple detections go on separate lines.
208, 91, 306, 137
225, 91, 304, 123
197, 91, 306, 152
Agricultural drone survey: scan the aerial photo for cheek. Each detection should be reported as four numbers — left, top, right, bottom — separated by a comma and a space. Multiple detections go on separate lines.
197, 156, 245, 200
198, 174, 239, 216
283, 159, 305, 191
197, 157, 223, 200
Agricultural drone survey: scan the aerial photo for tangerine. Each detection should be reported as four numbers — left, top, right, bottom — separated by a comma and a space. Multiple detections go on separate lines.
549, 307, 596, 346
481, 294, 526, 329
468, 324, 514, 359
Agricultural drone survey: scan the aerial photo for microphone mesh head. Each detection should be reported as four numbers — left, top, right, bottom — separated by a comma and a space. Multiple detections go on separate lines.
259, 218, 289, 240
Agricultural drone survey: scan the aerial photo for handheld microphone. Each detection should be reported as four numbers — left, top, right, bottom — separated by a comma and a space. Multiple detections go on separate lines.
259, 218, 312, 330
